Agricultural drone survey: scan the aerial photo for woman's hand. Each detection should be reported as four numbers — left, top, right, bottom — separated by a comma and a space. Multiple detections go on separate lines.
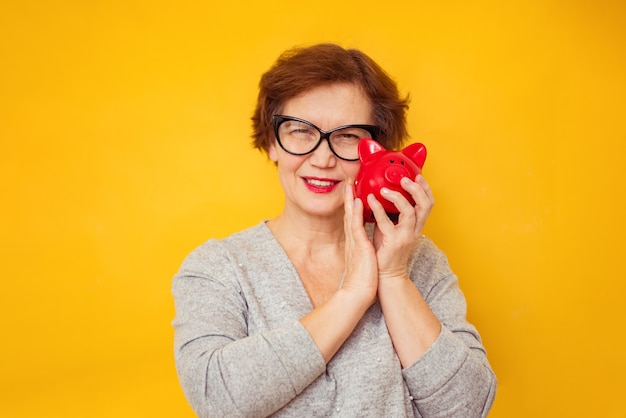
368, 174, 435, 281
341, 183, 379, 306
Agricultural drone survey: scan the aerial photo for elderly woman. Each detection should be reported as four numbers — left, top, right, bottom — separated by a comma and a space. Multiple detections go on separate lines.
172, 43, 497, 417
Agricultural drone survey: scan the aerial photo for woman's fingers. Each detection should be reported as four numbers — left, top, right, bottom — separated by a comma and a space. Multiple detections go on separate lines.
404, 175, 434, 233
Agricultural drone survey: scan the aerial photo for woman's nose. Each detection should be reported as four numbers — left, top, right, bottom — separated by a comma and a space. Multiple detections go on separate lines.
309, 138, 337, 166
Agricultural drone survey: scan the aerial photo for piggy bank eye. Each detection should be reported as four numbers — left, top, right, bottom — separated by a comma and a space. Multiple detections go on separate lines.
390, 159, 395, 164
401, 161, 405, 165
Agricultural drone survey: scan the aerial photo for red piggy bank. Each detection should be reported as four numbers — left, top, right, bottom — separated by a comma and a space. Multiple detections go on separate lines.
354, 138, 427, 223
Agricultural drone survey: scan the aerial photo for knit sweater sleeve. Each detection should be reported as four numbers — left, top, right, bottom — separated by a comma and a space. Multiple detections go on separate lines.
402, 239, 497, 417
172, 239, 326, 418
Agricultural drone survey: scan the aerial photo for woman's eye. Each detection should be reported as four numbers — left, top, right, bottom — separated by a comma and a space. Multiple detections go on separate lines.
334, 130, 362, 140
338, 133, 359, 139
291, 128, 315, 136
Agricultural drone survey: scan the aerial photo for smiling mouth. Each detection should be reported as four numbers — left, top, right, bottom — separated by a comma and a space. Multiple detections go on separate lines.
305, 178, 338, 188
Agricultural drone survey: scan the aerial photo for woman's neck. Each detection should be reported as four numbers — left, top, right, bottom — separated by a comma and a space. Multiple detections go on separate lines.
267, 212, 346, 307
266, 211, 345, 258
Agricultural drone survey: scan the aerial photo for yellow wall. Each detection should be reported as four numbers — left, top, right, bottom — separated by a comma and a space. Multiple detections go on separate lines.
1, 0, 624, 416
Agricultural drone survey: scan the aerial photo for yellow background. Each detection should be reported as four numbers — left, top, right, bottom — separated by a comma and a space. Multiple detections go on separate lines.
1, 0, 625, 416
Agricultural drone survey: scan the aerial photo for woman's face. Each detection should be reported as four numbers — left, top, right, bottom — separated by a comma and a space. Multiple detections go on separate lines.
268, 82, 374, 221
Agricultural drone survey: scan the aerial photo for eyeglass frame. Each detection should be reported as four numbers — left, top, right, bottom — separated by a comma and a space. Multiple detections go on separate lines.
272, 115, 382, 161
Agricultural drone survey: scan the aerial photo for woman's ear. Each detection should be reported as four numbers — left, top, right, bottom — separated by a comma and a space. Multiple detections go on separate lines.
268, 140, 278, 162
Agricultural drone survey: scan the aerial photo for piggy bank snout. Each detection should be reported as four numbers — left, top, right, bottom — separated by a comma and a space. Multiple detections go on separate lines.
384, 164, 412, 185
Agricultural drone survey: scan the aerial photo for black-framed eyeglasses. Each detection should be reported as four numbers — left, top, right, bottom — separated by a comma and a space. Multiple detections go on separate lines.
272, 115, 381, 161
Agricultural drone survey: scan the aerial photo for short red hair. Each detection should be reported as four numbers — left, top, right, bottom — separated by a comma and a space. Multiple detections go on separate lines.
251, 43, 410, 153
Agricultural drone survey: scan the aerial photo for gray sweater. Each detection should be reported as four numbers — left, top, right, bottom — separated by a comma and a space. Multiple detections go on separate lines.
172, 221, 497, 417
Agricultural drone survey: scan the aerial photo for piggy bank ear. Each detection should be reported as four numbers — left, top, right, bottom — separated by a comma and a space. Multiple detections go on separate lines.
402, 142, 427, 169
358, 138, 385, 162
